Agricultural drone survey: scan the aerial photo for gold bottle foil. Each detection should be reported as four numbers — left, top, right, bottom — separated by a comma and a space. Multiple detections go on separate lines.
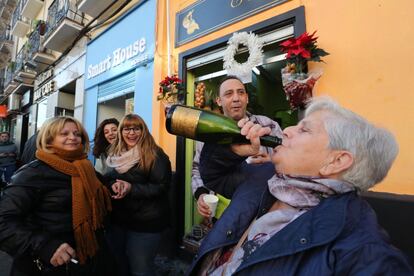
170, 106, 201, 139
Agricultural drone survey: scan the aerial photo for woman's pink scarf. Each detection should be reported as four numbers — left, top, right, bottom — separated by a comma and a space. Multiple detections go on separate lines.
106, 147, 140, 173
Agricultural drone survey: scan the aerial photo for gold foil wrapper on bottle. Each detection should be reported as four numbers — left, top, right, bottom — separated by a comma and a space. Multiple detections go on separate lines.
169, 106, 201, 139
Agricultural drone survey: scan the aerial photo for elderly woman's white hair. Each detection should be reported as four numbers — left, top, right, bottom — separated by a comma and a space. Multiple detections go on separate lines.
305, 97, 399, 191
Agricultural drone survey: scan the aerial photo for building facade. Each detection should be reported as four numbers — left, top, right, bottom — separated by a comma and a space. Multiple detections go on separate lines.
83, 0, 156, 142
152, 0, 414, 236
0, 0, 92, 152
0, 0, 412, 253
0, 0, 146, 152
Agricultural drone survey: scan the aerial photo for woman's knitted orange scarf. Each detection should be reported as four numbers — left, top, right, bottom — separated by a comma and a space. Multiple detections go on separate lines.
36, 147, 112, 264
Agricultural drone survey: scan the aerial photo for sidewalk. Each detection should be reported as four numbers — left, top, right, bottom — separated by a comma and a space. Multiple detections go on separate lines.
0, 251, 190, 275
155, 254, 190, 275
0, 250, 11, 275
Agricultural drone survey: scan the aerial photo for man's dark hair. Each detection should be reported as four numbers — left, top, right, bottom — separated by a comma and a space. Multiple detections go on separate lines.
0, 132, 9, 136
218, 75, 245, 94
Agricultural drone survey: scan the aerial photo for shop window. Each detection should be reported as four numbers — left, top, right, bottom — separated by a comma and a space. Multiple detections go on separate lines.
178, 7, 306, 238
55, 107, 74, 117
97, 92, 134, 124
186, 25, 298, 129
181, 22, 303, 235
36, 99, 48, 131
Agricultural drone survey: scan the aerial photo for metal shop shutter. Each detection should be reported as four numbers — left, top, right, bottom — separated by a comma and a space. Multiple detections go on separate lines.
97, 70, 136, 103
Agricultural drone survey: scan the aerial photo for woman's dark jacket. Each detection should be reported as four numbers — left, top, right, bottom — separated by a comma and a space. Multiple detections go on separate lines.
190, 144, 414, 275
0, 160, 115, 276
189, 183, 414, 275
104, 147, 172, 233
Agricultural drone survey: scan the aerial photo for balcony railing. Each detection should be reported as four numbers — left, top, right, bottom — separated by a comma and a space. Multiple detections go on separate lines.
45, 0, 85, 38
4, 45, 35, 93
20, 0, 29, 8
0, 28, 13, 68
0, 76, 4, 93
0, 27, 13, 42
4, 64, 14, 89
21, 0, 44, 20
6, 0, 19, 7
0, 0, 17, 20
0, 3, 14, 22
14, 46, 26, 74
43, 0, 87, 52
26, 23, 55, 69
11, 0, 30, 37
27, 29, 41, 59
11, 0, 27, 29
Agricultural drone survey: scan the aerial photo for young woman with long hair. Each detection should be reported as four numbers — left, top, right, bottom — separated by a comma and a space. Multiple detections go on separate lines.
93, 118, 119, 174
104, 114, 172, 276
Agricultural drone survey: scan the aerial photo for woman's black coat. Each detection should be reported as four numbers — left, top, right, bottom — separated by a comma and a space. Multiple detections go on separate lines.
0, 160, 115, 276
104, 147, 172, 233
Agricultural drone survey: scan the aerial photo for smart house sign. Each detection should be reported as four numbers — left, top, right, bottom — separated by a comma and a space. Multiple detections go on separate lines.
87, 37, 147, 80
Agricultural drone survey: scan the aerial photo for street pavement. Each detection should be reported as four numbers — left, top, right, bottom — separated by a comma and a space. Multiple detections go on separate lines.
0, 250, 11, 276
0, 251, 189, 275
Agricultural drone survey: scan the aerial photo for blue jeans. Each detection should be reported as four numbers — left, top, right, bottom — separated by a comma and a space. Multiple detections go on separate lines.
0, 164, 16, 184
106, 225, 162, 276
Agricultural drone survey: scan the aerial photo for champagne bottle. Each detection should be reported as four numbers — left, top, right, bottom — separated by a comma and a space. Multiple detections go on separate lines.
165, 105, 282, 148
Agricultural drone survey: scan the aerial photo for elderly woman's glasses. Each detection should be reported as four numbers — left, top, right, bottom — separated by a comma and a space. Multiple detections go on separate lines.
122, 127, 141, 134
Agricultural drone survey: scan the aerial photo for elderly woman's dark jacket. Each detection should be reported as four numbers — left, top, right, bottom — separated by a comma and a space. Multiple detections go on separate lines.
0, 160, 115, 276
104, 147, 172, 233
189, 144, 414, 275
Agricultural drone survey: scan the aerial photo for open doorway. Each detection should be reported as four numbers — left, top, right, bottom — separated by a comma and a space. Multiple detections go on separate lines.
97, 92, 134, 125
186, 25, 299, 130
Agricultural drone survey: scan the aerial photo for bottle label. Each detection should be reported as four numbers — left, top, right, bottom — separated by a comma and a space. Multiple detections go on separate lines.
171, 106, 201, 139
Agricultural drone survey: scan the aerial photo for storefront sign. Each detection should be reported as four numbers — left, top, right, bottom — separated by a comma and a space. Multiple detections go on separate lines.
34, 69, 54, 89
21, 90, 31, 107
85, 1, 156, 89
87, 37, 147, 80
34, 80, 55, 102
176, 0, 289, 46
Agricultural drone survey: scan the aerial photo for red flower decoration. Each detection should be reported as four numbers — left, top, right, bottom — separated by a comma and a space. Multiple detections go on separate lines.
157, 75, 186, 102
280, 31, 328, 74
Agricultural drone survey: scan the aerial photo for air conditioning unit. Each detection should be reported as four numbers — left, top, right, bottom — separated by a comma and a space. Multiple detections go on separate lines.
8, 93, 21, 111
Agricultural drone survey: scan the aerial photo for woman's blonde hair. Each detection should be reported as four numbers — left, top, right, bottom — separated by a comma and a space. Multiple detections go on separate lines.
108, 114, 158, 172
36, 116, 90, 153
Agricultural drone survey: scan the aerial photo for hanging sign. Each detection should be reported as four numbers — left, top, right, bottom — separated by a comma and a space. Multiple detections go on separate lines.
87, 37, 147, 80
34, 69, 54, 89
34, 80, 55, 102
21, 89, 31, 107
176, 0, 289, 46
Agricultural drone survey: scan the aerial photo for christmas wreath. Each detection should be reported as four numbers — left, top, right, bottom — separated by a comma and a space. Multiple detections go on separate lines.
223, 32, 263, 77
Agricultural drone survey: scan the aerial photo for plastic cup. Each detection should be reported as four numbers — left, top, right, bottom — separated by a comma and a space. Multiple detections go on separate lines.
203, 194, 219, 217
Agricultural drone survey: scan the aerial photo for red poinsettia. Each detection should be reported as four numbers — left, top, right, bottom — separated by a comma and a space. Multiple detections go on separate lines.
157, 75, 185, 102
159, 75, 182, 87
280, 31, 328, 74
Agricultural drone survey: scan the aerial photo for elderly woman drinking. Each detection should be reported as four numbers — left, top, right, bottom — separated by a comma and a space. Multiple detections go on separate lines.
189, 97, 413, 275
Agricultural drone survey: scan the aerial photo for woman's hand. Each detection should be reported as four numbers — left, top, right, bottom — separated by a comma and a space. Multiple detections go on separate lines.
50, 243, 76, 267
111, 179, 132, 199
197, 193, 211, 218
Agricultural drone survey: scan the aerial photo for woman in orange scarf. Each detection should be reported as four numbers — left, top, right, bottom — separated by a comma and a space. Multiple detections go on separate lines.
0, 117, 114, 276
